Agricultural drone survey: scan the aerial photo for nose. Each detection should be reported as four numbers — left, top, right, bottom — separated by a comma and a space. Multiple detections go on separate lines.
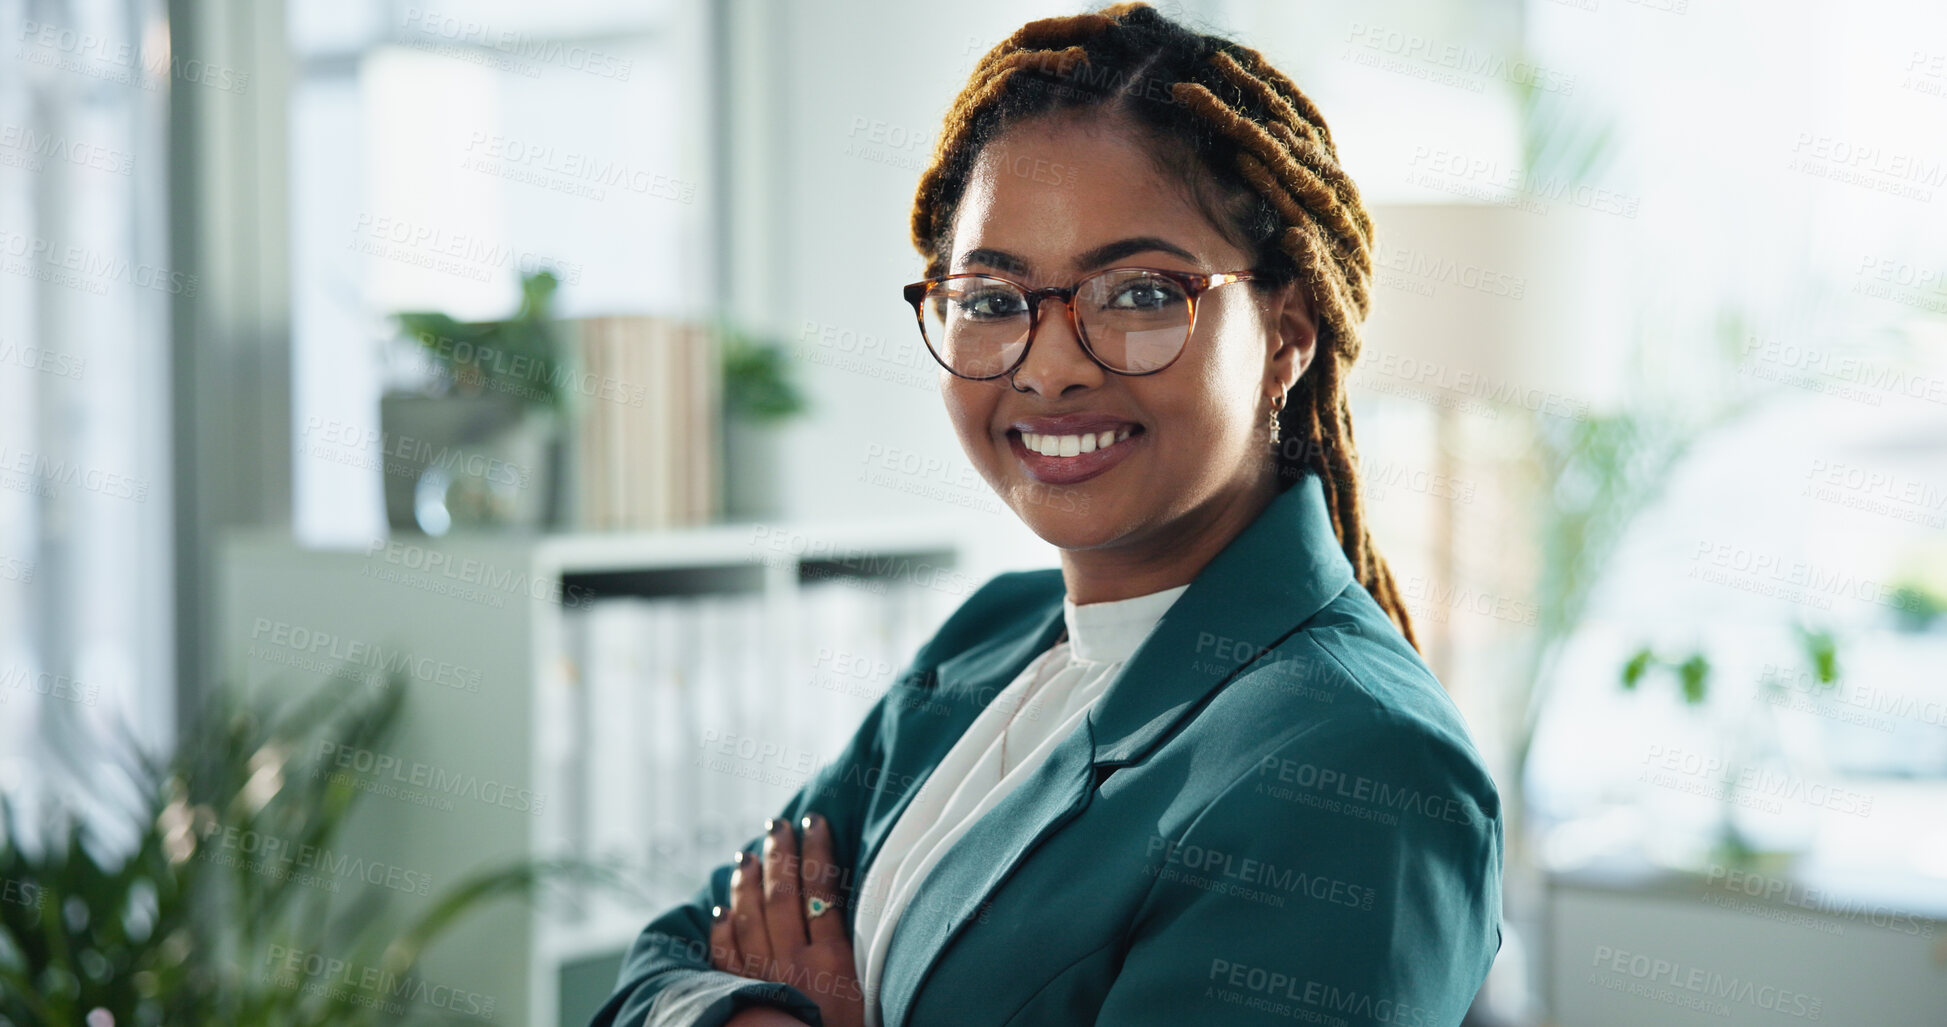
1006, 294, 1106, 397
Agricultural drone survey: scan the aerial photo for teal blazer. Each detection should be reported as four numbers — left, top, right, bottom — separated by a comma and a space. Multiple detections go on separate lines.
591, 468, 1503, 1027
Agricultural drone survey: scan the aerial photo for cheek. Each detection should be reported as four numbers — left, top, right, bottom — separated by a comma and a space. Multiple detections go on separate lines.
1169, 332, 1259, 431
941, 380, 997, 446
1201, 309, 1274, 417
1205, 300, 1271, 380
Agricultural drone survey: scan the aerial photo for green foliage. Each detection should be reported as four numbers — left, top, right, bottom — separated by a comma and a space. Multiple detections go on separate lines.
1505, 303, 1769, 852
1617, 645, 1712, 706
0, 678, 599, 1027
1794, 623, 1839, 684
1619, 648, 1653, 690
719, 321, 809, 424
1523, 409, 1695, 732
1676, 654, 1710, 706
1513, 50, 1617, 187
395, 269, 566, 412
1619, 624, 1840, 709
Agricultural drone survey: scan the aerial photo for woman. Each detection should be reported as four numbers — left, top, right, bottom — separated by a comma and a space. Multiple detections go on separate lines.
591, 4, 1501, 1025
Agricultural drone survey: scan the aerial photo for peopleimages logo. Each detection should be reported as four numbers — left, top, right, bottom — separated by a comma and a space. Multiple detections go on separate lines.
400, 6, 633, 82
1207, 957, 1434, 1025
265, 944, 496, 1020
1589, 945, 1823, 1019
315, 740, 545, 816
1254, 754, 1482, 831
1704, 865, 1935, 938
0, 227, 198, 296
361, 539, 597, 609
0, 443, 149, 502
201, 825, 432, 896
1145, 836, 1376, 912
249, 617, 484, 694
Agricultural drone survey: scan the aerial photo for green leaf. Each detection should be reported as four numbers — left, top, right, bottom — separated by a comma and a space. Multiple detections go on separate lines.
1793, 623, 1840, 685
392, 268, 566, 411
721, 323, 809, 423
1678, 653, 1711, 705
1620, 647, 1654, 689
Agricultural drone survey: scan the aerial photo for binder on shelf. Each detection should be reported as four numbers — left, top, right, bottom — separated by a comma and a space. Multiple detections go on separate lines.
733, 591, 770, 820
544, 606, 592, 919
642, 318, 671, 528
643, 595, 698, 882
560, 315, 723, 532
687, 592, 735, 856
583, 599, 649, 873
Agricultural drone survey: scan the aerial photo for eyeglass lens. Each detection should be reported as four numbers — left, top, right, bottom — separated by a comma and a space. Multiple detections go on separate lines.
919, 269, 1193, 377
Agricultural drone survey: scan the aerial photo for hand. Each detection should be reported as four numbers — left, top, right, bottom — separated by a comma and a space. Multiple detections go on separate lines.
711, 812, 868, 1027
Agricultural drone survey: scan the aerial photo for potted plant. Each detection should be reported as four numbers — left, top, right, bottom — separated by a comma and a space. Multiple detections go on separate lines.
717, 320, 809, 520
383, 269, 570, 534
1617, 624, 1840, 871
0, 675, 621, 1025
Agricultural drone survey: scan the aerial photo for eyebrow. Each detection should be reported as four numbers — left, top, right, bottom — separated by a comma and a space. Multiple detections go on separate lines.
957, 235, 1204, 276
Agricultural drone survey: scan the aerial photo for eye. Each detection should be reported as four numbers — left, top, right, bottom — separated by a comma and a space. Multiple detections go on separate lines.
955, 284, 1028, 319
1103, 275, 1187, 311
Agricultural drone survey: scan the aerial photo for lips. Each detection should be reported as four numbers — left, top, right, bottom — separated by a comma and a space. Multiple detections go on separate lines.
1005, 423, 1146, 486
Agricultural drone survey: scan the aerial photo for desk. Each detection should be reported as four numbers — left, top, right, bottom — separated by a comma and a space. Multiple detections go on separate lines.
1543, 859, 1947, 1025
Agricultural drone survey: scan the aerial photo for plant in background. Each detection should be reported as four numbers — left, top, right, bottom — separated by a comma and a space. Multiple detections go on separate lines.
1615, 623, 1841, 867
717, 320, 809, 425
1503, 301, 1773, 858
0, 676, 621, 1027
1620, 645, 1713, 707
395, 269, 567, 412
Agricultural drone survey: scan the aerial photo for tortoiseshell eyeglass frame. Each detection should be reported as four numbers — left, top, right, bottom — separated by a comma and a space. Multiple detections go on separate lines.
901, 266, 1260, 380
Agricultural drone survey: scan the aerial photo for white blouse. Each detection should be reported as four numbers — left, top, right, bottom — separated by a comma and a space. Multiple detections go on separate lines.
851, 581, 1192, 1027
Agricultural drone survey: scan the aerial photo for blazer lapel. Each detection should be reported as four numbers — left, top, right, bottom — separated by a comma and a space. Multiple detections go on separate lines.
876, 470, 1356, 1027
853, 595, 1067, 887
1088, 469, 1355, 766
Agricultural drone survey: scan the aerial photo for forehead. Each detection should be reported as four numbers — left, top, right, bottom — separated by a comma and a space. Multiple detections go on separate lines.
948, 111, 1239, 275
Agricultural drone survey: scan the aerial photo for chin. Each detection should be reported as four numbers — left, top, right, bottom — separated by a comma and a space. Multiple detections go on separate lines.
1011, 496, 1126, 550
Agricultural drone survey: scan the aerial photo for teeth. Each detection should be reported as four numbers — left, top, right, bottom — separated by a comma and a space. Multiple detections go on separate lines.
1020, 427, 1135, 458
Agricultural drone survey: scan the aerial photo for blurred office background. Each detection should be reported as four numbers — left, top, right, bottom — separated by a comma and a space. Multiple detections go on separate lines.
3, 0, 1945, 1023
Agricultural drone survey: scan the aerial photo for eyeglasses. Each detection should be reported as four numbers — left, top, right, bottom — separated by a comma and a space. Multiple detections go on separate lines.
901, 265, 1259, 380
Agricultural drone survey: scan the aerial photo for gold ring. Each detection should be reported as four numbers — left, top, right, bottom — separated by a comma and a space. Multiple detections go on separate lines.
806, 895, 833, 920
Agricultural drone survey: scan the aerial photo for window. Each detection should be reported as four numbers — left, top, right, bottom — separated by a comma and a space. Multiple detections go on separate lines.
286, 0, 712, 545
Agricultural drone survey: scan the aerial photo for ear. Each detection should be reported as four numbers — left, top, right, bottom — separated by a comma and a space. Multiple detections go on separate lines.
1266, 280, 1319, 397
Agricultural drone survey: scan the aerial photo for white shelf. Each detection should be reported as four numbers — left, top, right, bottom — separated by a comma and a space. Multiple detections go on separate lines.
219, 519, 965, 1027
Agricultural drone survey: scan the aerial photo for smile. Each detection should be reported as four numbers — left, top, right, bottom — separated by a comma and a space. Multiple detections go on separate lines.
1007, 425, 1146, 485
1018, 426, 1137, 457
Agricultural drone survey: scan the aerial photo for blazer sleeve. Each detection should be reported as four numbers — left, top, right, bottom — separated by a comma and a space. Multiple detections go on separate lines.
586, 689, 897, 1027
1091, 709, 1503, 1027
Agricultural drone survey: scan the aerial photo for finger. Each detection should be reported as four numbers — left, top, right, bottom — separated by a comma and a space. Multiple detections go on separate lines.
798, 811, 847, 948
729, 848, 772, 975
762, 816, 808, 953
709, 903, 739, 974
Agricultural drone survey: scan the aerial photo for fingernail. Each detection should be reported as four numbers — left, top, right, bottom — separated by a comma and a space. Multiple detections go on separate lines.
712, 904, 724, 921
765, 817, 780, 834
733, 850, 748, 866
802, 812, 820, 831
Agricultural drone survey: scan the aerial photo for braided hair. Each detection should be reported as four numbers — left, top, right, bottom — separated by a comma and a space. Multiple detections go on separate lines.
910, 1, 1420, 652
